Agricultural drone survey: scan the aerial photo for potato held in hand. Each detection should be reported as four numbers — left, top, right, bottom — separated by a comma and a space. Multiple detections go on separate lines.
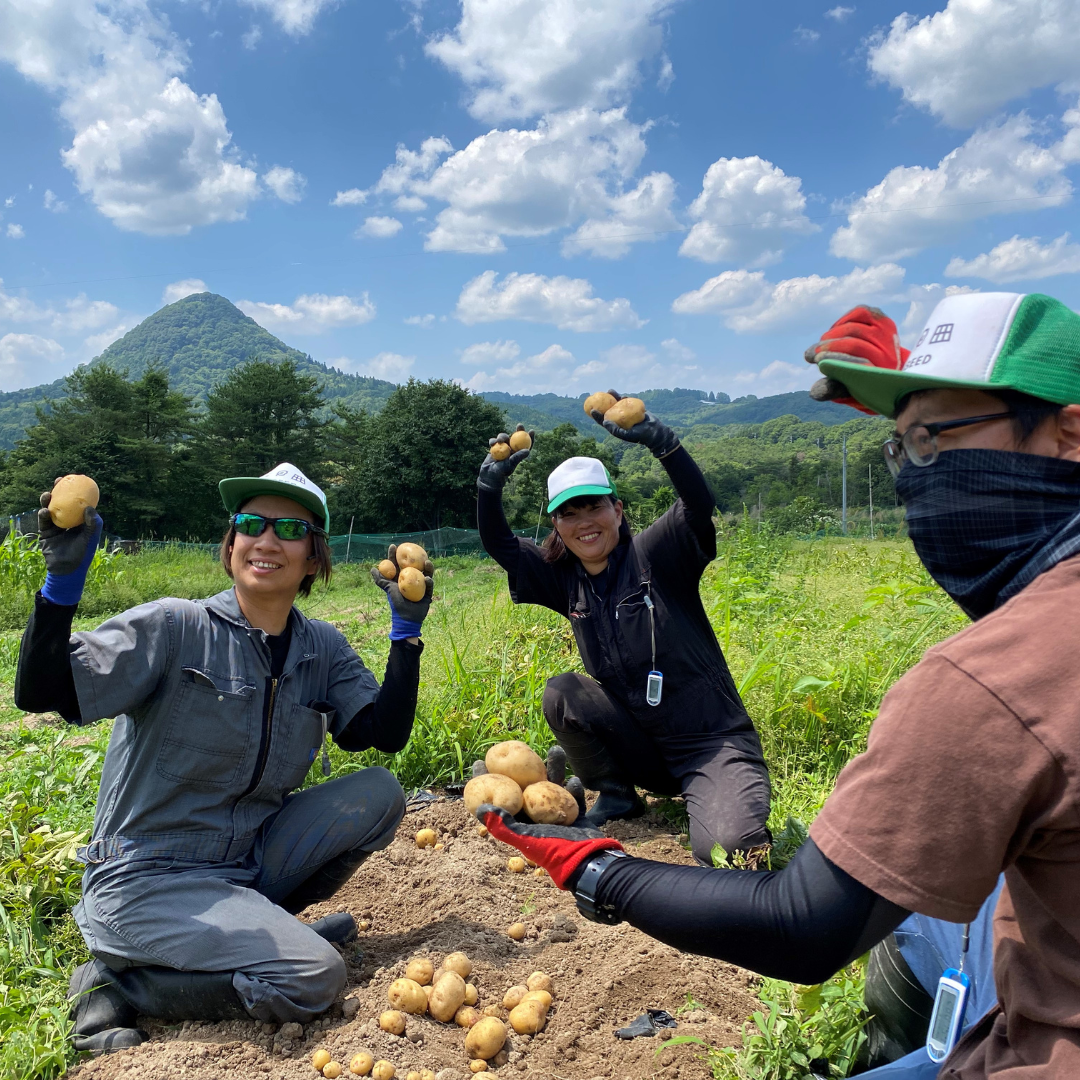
49, 474, 99, 529
378, 559, 398, 580
395, 542, 428, 571
605, 396, 647, 429
489, 441, 512, 461
583, 391, 618, 418
397, 566, 426, 603
463, 773, 523, 816
508, 425, 532, 452
522, 780, 579, 826
484, 741, 546, 789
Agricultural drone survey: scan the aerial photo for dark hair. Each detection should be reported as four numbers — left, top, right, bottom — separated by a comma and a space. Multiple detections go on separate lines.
220, 519, 333, 596
542, 494, 622, 564
898, 388, 1065, 446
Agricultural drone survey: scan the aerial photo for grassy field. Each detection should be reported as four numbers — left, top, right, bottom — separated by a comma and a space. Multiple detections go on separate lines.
0, 526, 965, 1080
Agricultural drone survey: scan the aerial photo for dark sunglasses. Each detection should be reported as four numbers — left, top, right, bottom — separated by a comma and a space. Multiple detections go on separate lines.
231, 513, 325, 541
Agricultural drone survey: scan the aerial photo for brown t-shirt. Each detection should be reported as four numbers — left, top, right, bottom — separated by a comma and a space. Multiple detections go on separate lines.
811, 554, 1080, 1078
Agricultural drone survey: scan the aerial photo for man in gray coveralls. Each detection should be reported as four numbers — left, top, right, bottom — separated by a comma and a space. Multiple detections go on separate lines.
15, 463, 433, 1054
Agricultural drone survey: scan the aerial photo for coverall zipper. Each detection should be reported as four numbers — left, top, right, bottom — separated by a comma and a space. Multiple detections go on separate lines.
240, 676, 278, 799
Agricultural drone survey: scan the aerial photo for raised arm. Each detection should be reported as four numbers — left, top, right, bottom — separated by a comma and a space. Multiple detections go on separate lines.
476, 427, 533, 574
335, 638, 422, 754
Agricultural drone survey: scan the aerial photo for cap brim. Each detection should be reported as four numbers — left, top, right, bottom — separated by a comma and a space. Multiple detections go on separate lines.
219, 477, 329, 532
817, 357, 1002, 419
547, 484, 614, 514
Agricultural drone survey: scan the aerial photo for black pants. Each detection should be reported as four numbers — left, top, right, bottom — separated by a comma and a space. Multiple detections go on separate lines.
543, 673, 772, 862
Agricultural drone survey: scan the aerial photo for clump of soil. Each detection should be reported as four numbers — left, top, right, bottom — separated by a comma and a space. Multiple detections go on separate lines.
70, 798, 758, 1080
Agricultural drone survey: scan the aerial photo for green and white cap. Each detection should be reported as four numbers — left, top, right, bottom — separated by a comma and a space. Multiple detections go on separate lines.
819, 292, 1080, 418
547, 456, 615, 513
219, 462, 330, 532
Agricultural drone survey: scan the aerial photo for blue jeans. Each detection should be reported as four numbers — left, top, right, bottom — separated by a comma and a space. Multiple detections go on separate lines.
860, 877, 1004, 1078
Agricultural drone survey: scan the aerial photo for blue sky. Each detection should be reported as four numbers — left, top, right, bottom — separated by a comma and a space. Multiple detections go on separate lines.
2, 0, 1079, 399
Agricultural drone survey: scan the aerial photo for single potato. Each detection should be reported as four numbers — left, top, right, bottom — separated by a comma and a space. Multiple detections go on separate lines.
415, 829, 437, 849
395, 542, 428, 570
508, 425, 532, 452
482, 1005, 503, 1018
397, 566, 426, 602
508, 999, 549, 1035
463, 774, 523, 816
521, 780, 579, 826
465, 1017, 508, 1060
443, 952, 472, 979
377, 559, 398, 580
378, 1010, 406, 1035
324, 1064, 343, 1079
507, 923, 526, 941
489, 442, 512, 461
387, 978, 427, 1015
455, 1006, 481, 1028
526, 972, 553, 995
372, 1063, 396, 1080
521, 990, 553, 1010
484, 741, 546, 789
507, 856, 527, 873
349, 1052, 374, 1076
48, 474, 99, 529
427, 970, 467, 1022
502, 985, 527, 1010
313, 1049, 333, 1071
604, 396, 647, 429
464, 983, 478, 1006
405, 958, 434, 986
583, 391, 618, 417
469, 1063, 488, 1074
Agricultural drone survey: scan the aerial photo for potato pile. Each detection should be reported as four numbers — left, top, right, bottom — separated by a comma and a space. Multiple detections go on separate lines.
464, 741, 578, 827
583, 391, 647, 429
376, 542, 432, 603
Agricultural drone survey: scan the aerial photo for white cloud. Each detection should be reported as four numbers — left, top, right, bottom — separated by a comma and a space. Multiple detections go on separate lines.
672, 263, 907, 333
0, 333, 66, 392
0, 280, 119, 333
732, 360, 814, 396
358, 215, 403, 238
6, 224, 24, 239
372, 136, 454, 197
456, 270, 644, 331
237, 292, 377, 333
0, 0, 258, 235
794, 27, 820, 43
661, 337, 695, 362
867, 0, 1080, 128
331, 188, 368, 207
425, 0, 677, 123
945, 233, 1080, 283
394, 195, 427, 212
43, 189, 67, 212
84, 320, 137, 357
825, 6, 854, 21
679, 155, 817, 265
460, 340, 522, 366
829, 114, 1074, 263
263, 166, 306, 204
562, 172, 680, 258
162, 279, 208, 304
462, 342, 577, 392
241, 24, 262, 50
331, 351, 414, 381
404, 313, 435, 327
238, 0, 340, 36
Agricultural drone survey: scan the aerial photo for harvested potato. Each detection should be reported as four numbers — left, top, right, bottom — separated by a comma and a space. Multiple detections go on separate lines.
464, 983, 478, 1006
420, 1072, 436, 1080
388, 978, 427, 1015
423, 984, 435, 1003
434, 842, 444, 851
427, 970, 467, 1022
507, 923, 526, 941
48, 474, 99, 529
415, 829, 437, 849
508, 425, 532, 452
443, 952, 472, 979
349, 1052, 374, 1076
377, 559, 398, 580
521, 780, 579, 825
407, 1073, 422, 1080
521, 990, 553, 1009
533, 867, 547, 878
379, 1010, 406, 1035
372, 1063, 395, 1080
313, 1049, 333, 1071
395, 542, 428, 570
397, 566, 426, 603
476, 825, 488, 837
485, 741, 546, 789
469, 1063, 488, 1074
463, 774, 523, 816
482, 1005, 502, 1018
490, 442, 511, 461
455, 1005, 480, 1028
324, 1064, 343, 1079
583, 391, 618, 418
465, 1017, 508, 1060
507, 856, 527, 873
405, 957, 434, 986
526, 972, 553, 995
605, 396, 646, 429
509, 998, 549, 1035
502, 985, 527, 1010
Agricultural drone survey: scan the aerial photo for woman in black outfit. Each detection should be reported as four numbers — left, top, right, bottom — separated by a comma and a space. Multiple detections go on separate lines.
477, 393, 772, 865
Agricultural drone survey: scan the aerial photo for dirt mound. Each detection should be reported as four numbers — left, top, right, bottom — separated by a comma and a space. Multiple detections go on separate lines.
70, 798, 757, 1080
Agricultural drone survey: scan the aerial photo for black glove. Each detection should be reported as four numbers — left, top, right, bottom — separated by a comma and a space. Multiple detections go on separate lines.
477, 430, 534, 493
589, 390, 679, 458
37, 484, 104, 606
371, 544, 434, 640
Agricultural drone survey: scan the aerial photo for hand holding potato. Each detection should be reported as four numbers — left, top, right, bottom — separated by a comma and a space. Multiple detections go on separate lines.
586, 389, 680, 458
37, 475, 104, 603
477, 427, 534, 494
371, 543, 434, 640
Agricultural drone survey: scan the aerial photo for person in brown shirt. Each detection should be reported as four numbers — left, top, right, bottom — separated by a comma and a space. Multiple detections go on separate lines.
468, 292, 1080, 1078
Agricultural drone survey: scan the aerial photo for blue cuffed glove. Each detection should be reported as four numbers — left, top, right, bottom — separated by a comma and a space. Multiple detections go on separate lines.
39, 503, 103, 607
370, 544, 434, 641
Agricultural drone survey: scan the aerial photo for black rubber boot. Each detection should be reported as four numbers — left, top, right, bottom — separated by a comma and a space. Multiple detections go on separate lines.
75, 1028, 149, 1055
113, 967, 250, 1022
69, 959, 146, 1054
307, 911, 359, 945
552, 729, 647, 827
279, 847, 373, 915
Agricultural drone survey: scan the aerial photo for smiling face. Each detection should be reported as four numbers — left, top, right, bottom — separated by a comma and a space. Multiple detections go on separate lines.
553, 496, 624, 567
228, 494, 318, 602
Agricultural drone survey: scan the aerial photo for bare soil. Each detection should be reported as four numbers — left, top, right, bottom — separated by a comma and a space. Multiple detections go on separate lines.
69, 796, 757, 1080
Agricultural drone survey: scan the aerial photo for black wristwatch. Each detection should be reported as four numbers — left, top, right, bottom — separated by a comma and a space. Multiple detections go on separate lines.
574, 850, 629, 924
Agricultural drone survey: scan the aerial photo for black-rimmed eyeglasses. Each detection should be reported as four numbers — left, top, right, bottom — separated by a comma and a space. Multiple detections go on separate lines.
882, 413, 1013, 477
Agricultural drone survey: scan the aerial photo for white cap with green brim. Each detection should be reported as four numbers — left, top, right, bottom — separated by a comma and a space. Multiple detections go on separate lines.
818, 292, 1080, 418
219, 462, 330, 532
547, 456, 615, 514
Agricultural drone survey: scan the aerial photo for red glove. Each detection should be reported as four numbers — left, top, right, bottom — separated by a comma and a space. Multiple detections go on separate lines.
804, 306, 910, 416
477, 805, 624, 890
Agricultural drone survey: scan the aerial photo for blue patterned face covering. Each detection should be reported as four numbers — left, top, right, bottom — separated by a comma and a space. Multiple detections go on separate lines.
894, 449, 1080, 620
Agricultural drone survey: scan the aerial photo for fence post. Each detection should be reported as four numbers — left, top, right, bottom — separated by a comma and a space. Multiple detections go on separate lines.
345, 516, 354, 564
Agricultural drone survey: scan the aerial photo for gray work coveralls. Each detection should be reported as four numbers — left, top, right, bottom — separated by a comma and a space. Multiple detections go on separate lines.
67, 588, 404, 1022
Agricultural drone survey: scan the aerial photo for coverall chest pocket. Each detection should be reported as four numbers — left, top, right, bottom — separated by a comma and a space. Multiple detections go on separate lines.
157, 668, 256, 788
614, 585, 656, 669
278, 703, 330, 790
569, 597, 616, 682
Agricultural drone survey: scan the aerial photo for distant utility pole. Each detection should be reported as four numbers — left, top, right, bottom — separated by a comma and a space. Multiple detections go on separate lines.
841, 435, 848, 536
868, 464, 875, 540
